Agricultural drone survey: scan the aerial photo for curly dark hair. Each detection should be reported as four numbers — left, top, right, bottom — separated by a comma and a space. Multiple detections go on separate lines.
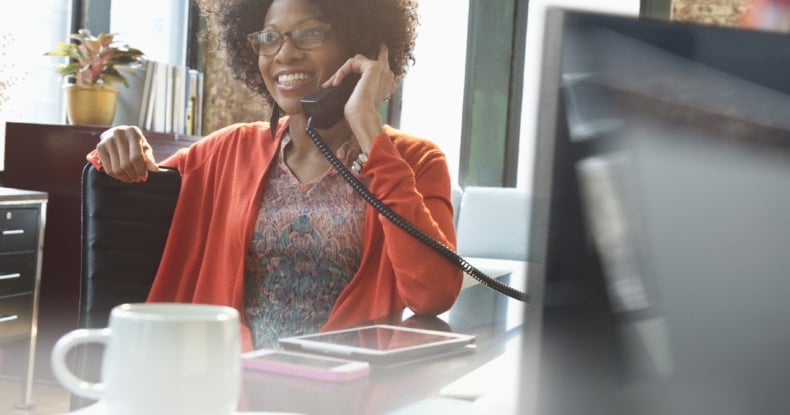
199, 0, 418, 107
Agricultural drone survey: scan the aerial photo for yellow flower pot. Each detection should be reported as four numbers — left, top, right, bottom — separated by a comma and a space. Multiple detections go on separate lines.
64, 84, 119, 126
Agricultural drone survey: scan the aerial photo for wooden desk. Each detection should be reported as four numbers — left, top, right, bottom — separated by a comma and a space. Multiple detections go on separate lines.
239, 275, 526, 414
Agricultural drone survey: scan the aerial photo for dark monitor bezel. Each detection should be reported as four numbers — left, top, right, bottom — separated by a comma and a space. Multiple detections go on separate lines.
521, 8, 790, 415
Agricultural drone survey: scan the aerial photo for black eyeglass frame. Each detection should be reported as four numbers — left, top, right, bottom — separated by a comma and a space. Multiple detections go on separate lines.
247, 22, 332, 56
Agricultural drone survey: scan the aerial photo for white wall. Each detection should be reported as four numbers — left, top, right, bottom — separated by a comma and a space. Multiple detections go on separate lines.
517, 0, 641, 191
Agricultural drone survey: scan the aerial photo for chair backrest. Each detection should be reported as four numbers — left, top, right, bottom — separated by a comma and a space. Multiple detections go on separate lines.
451, 183, 463, 228
455, 186, 530, 261
72, 164, 180, 409
79, 163, 181, 328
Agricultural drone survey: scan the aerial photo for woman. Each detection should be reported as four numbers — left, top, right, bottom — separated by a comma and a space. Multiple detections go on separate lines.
88, 0, 462, 350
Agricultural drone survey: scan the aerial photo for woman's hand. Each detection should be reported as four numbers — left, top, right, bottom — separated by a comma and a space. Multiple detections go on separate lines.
96, 125, 159, 182
322, 42, 395, 151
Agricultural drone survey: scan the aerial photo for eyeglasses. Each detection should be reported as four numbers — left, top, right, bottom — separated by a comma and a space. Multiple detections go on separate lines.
247, 22, 332, 56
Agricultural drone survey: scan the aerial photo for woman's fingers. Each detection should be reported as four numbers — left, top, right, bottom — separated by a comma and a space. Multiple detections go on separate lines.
97, 126, 158, 182
323, 42, 393, 97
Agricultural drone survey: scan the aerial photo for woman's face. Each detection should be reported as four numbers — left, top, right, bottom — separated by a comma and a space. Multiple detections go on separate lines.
258, 0, 348, 116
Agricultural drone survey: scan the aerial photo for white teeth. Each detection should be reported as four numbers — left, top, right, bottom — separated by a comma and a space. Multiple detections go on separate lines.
278, 73, 310, 85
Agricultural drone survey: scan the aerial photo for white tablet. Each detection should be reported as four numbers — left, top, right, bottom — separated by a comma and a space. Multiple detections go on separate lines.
278, 324, 476, 365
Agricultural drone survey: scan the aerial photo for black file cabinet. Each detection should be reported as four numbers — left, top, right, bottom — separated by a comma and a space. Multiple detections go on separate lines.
0, 187, 47, 409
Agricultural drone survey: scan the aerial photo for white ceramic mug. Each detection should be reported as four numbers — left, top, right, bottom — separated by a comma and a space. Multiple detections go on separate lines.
51, 302, 241, 415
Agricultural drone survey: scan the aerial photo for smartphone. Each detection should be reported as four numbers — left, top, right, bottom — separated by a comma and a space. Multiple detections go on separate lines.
241, 349, 370, 382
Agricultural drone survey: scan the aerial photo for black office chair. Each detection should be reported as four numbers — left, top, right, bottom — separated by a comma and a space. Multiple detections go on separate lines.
70, 163, 180, 409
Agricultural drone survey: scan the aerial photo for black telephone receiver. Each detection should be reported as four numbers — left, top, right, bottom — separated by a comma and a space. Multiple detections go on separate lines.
300, 73, 361, 129
299, 74, 528, 302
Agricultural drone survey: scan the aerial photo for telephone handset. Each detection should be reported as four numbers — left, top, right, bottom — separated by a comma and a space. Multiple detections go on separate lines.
299, 75, 528, 302
301, 73, 360, 129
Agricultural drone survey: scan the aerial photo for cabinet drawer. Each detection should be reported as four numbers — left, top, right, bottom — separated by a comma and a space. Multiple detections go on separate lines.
0, 293, 33, 343
0, 252, 36, 296
0, 208, 39, 252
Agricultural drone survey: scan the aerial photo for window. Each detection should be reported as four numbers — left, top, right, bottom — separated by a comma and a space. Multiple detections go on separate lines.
0, 0, 192, 170
402, 0, 640, 189
518, 0, 640, 191
110, 0, 190, 66
399, 0, 469, 185
0, 0, 72, 169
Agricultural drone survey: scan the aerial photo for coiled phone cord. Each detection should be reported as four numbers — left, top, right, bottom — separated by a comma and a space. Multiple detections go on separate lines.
306, 119, 528, 302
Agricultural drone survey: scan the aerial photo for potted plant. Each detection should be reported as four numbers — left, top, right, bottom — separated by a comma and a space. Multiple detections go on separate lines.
45, 29, 144, 126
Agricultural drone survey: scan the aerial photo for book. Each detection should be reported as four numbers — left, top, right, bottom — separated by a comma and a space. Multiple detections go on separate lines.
114, 62, 148, 126
150, 61, 170, 132
163, 63, 173, 133
195, 71, 204, 136
186, 69, 199, 135
171, 65, 187, 134
137, 59, 156, 127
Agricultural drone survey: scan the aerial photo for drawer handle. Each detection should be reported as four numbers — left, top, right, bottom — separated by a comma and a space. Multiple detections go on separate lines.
2, 229, 24, 236
0, 314, 19, 323
0, 273, 21, 280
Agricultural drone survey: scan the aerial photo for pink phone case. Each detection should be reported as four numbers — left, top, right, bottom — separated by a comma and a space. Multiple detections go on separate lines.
242, 349, 370, 382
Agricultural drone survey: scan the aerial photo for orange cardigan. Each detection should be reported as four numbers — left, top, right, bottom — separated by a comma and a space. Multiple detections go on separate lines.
88, 119, 462, 350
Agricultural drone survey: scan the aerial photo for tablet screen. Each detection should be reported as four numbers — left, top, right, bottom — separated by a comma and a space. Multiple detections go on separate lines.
279, 324, 476, 363
298, 326, 463, 350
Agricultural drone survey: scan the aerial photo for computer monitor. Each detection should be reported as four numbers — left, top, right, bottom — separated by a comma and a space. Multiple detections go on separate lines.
522, 8, 790, 415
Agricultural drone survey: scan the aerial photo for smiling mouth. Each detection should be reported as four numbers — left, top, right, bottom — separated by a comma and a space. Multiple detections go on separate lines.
277, 72, 312, 87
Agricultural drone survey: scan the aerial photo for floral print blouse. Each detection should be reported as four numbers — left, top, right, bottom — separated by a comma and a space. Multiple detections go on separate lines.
244, 134, 366, 349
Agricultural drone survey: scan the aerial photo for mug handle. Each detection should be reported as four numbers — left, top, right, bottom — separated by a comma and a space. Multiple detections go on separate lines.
50, 328, 111, 401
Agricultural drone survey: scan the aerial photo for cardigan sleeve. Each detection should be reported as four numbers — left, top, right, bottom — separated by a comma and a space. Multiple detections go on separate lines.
362, 128, 463, 315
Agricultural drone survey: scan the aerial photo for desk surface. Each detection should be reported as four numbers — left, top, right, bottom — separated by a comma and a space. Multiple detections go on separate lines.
239, 267, 527, 415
